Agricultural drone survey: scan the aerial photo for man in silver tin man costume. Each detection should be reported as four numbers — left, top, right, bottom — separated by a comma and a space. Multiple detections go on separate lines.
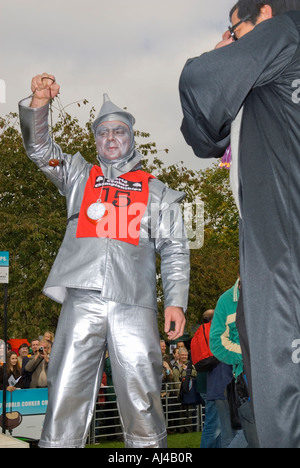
18, 73, 190, 448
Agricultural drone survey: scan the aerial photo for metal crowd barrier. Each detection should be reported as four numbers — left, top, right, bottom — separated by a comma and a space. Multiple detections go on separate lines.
87, 381, 205, 445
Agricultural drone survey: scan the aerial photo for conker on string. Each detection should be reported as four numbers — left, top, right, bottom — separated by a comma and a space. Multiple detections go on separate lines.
49, 159, 60, 167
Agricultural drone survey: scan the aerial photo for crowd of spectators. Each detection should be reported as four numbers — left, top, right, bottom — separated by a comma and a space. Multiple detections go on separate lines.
0, 331, 54, 391
0, 333, 195, 401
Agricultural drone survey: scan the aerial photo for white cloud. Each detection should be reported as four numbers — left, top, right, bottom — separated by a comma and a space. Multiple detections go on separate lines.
0, 0, 235, 170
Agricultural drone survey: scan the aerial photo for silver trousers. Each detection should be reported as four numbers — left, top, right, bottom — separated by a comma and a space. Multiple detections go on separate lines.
39, 288, 167, 448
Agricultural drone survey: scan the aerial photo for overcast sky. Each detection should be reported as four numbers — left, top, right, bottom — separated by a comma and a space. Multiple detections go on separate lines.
0, 0, 234, 171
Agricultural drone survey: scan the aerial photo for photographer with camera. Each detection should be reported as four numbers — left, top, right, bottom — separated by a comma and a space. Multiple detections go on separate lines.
25, 339, 52, 388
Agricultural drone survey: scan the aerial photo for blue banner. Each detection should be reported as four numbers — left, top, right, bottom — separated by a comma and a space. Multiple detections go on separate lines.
0, 252, 9, 267
0, 388, 48, 416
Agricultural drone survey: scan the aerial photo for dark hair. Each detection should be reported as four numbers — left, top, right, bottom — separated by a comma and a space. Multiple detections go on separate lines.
18, 342, 29, 351
230, 0, 300, 24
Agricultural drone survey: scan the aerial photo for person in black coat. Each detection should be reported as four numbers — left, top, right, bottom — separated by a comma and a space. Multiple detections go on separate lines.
179, 0, 300, 448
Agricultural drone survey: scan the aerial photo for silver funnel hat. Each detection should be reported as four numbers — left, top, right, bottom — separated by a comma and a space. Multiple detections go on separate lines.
92, 93, 135, 136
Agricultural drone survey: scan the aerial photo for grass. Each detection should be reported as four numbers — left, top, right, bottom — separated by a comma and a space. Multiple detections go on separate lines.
86, 431, 202, 449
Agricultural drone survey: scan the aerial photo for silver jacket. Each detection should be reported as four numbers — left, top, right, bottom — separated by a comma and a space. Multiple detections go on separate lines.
19, 97, 190, 312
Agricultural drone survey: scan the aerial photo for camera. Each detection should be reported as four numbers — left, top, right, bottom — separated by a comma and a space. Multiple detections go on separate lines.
39, 346, 44, 354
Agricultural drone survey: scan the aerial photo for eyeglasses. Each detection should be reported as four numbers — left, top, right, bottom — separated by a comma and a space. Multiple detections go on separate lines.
228, 15, 251, 41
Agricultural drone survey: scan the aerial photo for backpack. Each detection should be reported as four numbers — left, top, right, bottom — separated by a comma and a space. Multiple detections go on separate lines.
190, 322, 219, 373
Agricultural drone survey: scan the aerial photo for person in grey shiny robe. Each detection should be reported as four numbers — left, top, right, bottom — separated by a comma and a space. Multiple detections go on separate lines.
179, 0, 300, 449
19, 73, 190, 448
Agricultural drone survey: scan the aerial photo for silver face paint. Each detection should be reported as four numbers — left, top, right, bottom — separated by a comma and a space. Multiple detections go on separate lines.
95, 121, 132, 161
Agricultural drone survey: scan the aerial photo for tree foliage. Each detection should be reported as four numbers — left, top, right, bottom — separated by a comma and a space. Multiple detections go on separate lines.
0, 105, 239, 340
